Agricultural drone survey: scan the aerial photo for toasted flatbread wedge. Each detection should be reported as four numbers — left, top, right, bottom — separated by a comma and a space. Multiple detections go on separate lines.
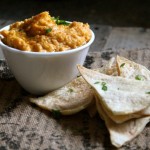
78, 65, 150, 115
117, 55, 150, 80
96, 95, 150, 148
87, 57, 118, 117
30, 76, 94, 115
117, 55, 150, 115
99, 99, 145, 123
97, 57, 118, 76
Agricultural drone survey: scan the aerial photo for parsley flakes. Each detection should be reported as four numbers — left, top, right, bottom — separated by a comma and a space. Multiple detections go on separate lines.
146, 91, 150, 94
52, 109, 61, 119
120, 63, 125, 68
135, 75, 144, 81
68, 88, 74, 92
52, 16, 70, 26
45, 28, 52, 34
56, 20, 70, 25
101, 82, 107, 91
94, 81, 107, 91
94, 81, 100, 84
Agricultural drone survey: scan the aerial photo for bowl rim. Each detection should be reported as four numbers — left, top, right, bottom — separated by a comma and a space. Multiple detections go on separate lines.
0, 24, 95, 56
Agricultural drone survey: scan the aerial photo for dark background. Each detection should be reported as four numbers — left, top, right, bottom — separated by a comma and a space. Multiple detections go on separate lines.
0, 0, 150, 27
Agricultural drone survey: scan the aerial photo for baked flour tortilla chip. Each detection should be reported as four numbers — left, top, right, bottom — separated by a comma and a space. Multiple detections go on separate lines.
117, 55, 150, 116
78, 65, 150, 115
96, 57, 118, 76
87, 57, 118, 117
98, 99, 145, 123
96, 95, 150, 148
30, 76, 94, 115
117, 55, 150, 80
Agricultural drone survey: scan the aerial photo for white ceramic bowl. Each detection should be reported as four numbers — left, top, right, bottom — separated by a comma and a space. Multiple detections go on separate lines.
0, 25, 95, 95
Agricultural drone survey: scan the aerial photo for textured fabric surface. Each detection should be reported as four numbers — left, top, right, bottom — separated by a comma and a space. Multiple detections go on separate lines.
0, 50, 150, 150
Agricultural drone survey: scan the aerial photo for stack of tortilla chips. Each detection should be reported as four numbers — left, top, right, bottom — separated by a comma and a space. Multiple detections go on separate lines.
31, 56, 150, 148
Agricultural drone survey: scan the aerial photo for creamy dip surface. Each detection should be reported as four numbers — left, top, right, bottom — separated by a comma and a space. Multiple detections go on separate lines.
0, 12, 92, 52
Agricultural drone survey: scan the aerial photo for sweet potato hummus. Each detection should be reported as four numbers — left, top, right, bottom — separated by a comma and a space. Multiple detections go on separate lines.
0, 12, 92, 52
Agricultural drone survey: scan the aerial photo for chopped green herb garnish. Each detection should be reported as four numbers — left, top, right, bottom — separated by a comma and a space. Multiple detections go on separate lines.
52, 109, 61, 119
94, 81, 100, 84
120, 63, 125, 68
146, 91, 150, 94
101, 82, 107, 91
52, 16, 70, 26
94, 81, 107, 91
45, 28, 52, 34
68, 88, 74, 92
56, 20, 70, 25
102, 85, 107, 91
135, 75, 144, 81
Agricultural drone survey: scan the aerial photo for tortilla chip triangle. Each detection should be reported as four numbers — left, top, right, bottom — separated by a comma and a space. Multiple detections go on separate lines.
117, 55, 150, 80
95, 95, 150, 148
77, 65, 150, 115
117, 56, 150, 116
98, 98, 145, 123
31, 76, 94, 115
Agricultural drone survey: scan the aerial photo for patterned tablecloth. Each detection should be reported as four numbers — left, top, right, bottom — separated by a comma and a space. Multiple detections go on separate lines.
0, 49, 150, 150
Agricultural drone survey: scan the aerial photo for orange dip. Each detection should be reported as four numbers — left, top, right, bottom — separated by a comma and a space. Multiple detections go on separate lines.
0, 12, 92, 52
